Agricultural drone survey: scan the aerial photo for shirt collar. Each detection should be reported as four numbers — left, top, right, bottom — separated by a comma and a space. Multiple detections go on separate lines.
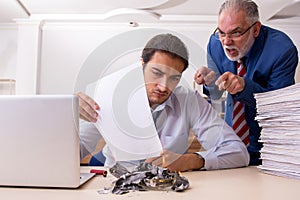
151, 87, 178, 113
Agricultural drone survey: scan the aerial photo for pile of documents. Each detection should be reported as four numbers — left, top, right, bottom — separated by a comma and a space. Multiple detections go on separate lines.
254, 83, 300, 179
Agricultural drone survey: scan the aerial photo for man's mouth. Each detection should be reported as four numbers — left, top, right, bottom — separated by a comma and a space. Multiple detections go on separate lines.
153, 91, 167, 98
226, 48, 238, 57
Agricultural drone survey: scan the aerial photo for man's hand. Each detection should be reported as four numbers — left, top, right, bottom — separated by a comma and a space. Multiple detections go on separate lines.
145, 150, 204, 172
215, 72, 245, 94
194, 66, 216, 86
75, 92, 100, 122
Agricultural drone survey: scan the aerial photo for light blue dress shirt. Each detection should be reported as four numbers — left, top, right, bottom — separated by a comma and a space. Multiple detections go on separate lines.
80, 86, 249, 170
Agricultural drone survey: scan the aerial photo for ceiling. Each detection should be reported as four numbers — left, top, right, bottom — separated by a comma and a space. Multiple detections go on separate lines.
0, 0, 300, 24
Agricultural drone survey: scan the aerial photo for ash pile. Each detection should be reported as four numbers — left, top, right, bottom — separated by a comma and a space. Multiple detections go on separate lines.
109, 162, 190, 195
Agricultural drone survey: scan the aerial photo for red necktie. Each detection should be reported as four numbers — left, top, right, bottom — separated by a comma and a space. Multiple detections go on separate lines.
232, 60, 250, 146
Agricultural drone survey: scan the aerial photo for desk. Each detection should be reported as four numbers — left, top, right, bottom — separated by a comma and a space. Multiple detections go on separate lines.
0, 166, 299, 200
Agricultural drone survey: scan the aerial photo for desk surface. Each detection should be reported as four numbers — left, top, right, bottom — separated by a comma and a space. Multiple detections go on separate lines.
1, 166, 299, 200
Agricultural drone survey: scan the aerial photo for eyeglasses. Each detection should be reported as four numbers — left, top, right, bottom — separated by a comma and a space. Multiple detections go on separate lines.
213, 22, 257, 40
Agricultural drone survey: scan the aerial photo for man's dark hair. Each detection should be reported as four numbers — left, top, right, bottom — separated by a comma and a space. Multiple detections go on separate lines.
142, 33, 189, 72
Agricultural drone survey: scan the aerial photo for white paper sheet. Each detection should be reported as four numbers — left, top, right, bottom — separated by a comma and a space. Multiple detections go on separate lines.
93, 63, 162, 161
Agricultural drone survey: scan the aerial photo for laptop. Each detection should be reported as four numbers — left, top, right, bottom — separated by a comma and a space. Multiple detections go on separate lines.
0, 95, 95, 188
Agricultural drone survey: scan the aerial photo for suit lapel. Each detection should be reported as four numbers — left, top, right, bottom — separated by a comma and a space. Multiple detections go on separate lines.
222, 59, 236, 74
244, 26, 266, 79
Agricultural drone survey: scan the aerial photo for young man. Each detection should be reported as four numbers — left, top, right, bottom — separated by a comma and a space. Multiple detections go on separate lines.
194, 0, 298, 165
78, 33, 249, 171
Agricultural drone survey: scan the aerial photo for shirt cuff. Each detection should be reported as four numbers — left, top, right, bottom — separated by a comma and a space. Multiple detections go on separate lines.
195, 151, 219, 170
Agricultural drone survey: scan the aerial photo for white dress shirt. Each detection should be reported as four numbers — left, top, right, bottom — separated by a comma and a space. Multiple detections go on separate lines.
80, 86, 249, 170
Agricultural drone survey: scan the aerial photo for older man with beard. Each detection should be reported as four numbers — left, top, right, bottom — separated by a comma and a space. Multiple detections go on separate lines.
194, 0, 298, 165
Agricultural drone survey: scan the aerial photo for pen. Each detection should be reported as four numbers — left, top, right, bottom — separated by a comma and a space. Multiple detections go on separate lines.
90, 169, 108, 177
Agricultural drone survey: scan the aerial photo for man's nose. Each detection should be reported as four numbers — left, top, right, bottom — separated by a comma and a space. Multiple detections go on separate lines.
222, 35, 233, 45
157, 77, 168, 91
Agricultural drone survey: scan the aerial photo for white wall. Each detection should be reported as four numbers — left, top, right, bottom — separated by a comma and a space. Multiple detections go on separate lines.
0, 20, 300, 95
0, 26, 17, 78
0, 25, 18, 94
38, 22, 214, 94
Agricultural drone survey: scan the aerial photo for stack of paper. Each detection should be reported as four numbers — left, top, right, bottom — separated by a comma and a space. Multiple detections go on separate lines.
254, 83, 300, 179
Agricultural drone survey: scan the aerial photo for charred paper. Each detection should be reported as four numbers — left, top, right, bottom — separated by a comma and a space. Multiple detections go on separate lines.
109, 162, 189, 195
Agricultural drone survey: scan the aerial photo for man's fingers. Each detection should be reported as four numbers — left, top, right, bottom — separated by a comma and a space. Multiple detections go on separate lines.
145, 157, 156, 163
194, 67, 215, 85
194, 75, 205, 85
203, 71, 216, 85
79, 107, 98, 123
215, 72, 245, 94
78, 92, 100, 110
76, 92, 100, 122
215, 76, 225, 90
194, 71, 205, 85
146, 156, 162, 167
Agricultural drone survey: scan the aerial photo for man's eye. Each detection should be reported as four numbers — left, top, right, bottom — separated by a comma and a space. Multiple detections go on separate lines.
152, 71, 162, 76
231, 31, 241, 37
170, 76, 181, 82
219, 32, 226, 37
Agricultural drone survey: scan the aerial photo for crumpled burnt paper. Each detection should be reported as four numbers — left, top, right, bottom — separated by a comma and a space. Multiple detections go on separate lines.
108, 162, 190, 195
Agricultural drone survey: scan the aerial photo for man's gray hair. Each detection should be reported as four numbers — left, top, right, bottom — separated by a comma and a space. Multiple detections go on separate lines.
219, 0, 259, 23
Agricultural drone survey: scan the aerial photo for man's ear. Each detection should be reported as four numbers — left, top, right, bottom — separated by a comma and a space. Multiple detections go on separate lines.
141, 58, 145, 66
141, 58, 146, 71
253, 21, 261, 37
141, 58, 145, 67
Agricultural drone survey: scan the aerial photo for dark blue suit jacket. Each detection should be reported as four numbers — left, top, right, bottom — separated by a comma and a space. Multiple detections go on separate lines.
204, 25, 298, 165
